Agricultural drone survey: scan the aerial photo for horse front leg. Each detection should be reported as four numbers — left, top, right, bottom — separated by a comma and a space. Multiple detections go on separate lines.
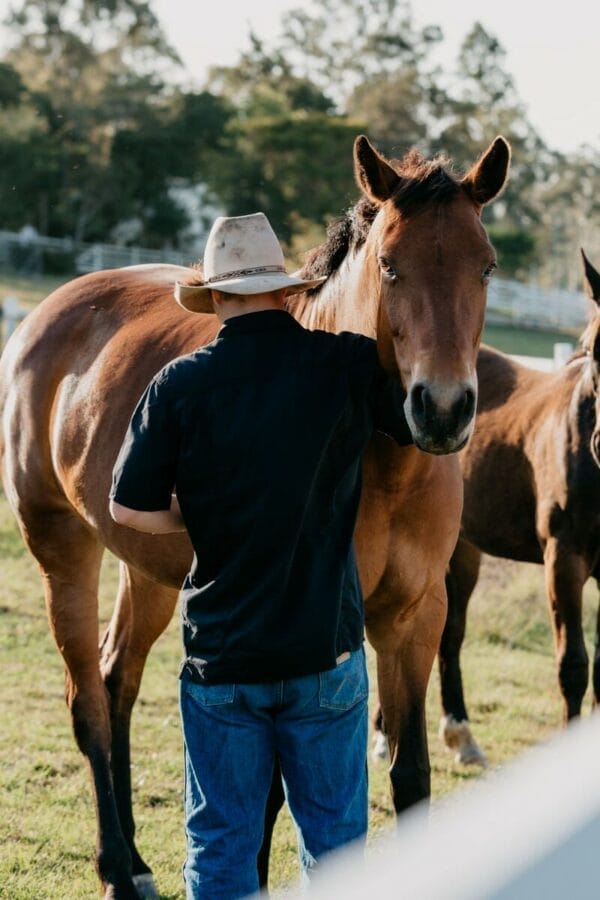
100, 563, 180, 899
438, 539, 487, 766
544, 539, 589, 722
368, 584, 447, 814
257, 760, 285, 890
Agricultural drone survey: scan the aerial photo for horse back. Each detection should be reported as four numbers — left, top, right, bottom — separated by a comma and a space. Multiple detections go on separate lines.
0, 266, 218, 583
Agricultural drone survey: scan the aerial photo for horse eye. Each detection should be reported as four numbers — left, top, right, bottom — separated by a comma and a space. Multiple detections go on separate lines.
379, 257, 397, 281
482, 261, 497, 283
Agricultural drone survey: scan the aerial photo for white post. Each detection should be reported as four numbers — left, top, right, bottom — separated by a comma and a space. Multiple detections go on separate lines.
553, 342, 574, 369
3, 295, 24, 343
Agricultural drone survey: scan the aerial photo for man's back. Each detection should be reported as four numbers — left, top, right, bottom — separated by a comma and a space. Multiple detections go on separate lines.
112, 309, 411, 684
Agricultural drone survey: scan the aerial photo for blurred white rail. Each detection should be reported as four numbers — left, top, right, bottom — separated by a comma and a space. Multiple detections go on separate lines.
280, 713, 600, 900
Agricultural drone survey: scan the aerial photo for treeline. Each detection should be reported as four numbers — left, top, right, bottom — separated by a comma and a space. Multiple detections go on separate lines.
1, 0, 598, 288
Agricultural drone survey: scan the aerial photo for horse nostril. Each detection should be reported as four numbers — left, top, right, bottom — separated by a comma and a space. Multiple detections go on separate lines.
450, 387, 476, 432
462, 387, 476, 423
410, 383, 428, 427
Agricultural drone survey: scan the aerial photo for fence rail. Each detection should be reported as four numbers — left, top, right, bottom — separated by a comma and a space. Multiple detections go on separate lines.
487, 278, 590, 331
0, 229, 193, 275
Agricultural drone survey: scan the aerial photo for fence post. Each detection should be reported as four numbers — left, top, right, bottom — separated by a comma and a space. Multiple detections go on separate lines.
2, 295, 25, 345
553, 342, 574, 369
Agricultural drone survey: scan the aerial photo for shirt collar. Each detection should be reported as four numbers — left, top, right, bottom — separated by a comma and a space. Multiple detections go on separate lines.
217, 309, 301, 337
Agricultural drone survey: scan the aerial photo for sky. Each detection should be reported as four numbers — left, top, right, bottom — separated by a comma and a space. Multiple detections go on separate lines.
1, 0, 598, 154
148, 0, 600, 155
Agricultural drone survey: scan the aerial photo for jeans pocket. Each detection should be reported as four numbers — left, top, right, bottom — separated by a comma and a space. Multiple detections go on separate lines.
318, 648, 368, 710
183, 680, 236, 707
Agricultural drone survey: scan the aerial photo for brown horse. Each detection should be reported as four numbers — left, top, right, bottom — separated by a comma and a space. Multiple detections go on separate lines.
1, 134, 509, 898
437, 250, 600, 766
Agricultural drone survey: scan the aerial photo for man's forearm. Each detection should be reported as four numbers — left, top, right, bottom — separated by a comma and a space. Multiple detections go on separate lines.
109, 495, 186, 534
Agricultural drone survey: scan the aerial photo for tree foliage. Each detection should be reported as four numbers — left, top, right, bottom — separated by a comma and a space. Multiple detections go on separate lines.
0, 0, 596, 287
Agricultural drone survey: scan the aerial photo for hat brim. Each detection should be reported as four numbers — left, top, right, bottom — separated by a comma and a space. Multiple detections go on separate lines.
174, 272, 327, 314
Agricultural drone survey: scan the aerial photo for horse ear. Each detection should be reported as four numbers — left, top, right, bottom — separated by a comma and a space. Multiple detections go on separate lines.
353, 135, 400, 203
462, 136, 511, 206
581, 249, 600, 306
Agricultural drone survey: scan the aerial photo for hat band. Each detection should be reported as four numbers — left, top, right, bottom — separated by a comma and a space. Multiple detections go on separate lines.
206, 264, 286, 284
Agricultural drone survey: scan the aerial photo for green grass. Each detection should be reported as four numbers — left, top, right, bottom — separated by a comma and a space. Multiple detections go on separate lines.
0, 271, 66, 309
483, 323, 579, 357
1, 491, 597, 899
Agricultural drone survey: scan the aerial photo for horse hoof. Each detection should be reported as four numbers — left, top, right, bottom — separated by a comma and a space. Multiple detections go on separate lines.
371, 731, 389, 762
132, 873, 159, 899
455, 744, 488, 767
439, 715, 488, 768
102, 883, 142, 900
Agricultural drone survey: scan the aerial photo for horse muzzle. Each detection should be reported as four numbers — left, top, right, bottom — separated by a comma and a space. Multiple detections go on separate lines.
405, 380, 477, 455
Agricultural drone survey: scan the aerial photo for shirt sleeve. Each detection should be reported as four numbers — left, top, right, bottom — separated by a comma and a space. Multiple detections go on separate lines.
110, 375, 180, 511
369, 364, 413, 446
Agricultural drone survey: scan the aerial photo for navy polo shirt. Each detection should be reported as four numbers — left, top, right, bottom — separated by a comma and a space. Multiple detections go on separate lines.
111, 309, 413, 684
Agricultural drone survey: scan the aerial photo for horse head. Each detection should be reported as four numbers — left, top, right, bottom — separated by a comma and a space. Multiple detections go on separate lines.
580, 249, 600, 467
353, 135, 510, 454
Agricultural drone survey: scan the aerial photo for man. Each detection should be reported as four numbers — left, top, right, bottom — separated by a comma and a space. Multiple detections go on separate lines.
110, 212, 413, 899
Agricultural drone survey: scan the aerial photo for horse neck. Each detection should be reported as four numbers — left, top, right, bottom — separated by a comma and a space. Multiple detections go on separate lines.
292, 248, 378, 337
570, 356, 597, 437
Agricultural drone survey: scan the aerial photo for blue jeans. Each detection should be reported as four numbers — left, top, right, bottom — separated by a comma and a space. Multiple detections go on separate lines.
179, 647, 369, 900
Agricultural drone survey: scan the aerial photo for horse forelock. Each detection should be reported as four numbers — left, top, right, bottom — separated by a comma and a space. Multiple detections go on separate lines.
389, 149, 461, 216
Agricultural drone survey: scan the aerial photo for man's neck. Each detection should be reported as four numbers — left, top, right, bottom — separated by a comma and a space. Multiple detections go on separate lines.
214, 292, 287, 324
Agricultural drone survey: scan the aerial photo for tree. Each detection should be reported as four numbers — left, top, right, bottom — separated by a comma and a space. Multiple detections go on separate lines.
279, 0, 442, 108
0, 0, 189, 242
205, 34, 362, 245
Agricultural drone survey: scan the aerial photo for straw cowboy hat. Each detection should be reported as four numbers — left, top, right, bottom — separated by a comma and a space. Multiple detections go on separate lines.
175, 213, 326, 313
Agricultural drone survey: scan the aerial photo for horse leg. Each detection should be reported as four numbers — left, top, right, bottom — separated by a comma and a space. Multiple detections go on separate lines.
544, 539, 588, 722
438, 539, 487, 766
257, 759, 285, 891
101, 563, 284, 895
369, 584, 447, 813
99, 563, 179, 899
27, 511, 138, 899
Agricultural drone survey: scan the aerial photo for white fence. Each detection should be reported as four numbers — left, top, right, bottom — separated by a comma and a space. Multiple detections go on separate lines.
0, 228, 192, 275
279, 712, 600, 899
487, 278, 590, 331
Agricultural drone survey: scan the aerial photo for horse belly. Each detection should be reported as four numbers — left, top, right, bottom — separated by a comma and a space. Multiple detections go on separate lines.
461, 447, 542, 564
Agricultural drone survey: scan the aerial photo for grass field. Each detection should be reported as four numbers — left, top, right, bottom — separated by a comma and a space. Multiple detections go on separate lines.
482, 323, 579, 357
0, 267, 593, 896
1, 488, 598, 900
0, 271, 65, 309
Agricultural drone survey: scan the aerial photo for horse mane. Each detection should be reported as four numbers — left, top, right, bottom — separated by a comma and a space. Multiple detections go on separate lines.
298, 197, 378, 287
299, 148, 461, 294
